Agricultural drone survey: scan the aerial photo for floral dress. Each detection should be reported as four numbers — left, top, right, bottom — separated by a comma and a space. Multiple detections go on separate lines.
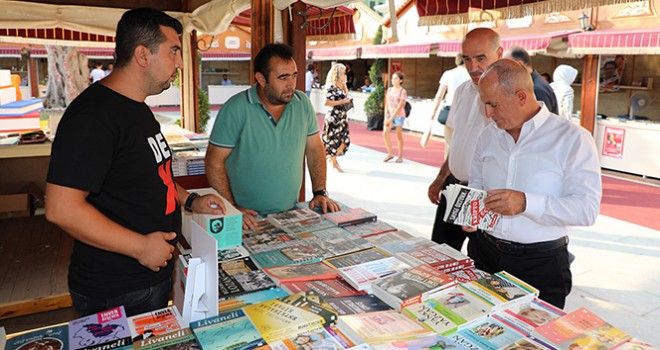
322, 85, 350, 157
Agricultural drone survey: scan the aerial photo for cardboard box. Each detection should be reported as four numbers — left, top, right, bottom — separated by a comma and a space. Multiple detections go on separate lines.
189, 188, 242, 249
0, 182, 43, 219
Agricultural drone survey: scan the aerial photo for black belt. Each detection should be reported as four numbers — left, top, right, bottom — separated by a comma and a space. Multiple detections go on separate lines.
479, 231, 568, 256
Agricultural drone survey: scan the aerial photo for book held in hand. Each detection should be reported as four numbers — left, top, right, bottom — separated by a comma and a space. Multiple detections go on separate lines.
442, 184, 500, 231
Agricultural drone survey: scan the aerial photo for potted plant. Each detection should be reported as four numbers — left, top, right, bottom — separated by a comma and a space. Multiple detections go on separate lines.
364, 26, 385, 130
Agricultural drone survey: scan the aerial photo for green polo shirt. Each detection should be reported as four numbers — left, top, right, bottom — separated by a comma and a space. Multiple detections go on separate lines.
209, 84, 319, 214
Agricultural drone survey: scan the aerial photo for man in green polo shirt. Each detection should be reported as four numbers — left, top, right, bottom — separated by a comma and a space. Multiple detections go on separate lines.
205, 43, 340, 229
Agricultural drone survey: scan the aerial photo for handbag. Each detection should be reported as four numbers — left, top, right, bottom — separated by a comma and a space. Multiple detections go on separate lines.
398, 89, 411, 118
437, 105, 450, 125
341, 98, 354, 112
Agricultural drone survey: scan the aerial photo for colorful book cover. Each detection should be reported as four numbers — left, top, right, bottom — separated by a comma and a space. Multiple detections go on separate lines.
336, 310, 431, 345
217, 287, 289, 313
128, 306, 183, 342
133, 328, 199, 350
218, 257, 277, 298
267, 208, 321, 228
279, 291, 339, 328
418, 287, 491, 330
281, 218, 337, 235
5, 324, 68, 350
243, 299, 326, 343
492, 298, 566, 336
326, 294, 393, 315
323, 208, 377, 227
251, 242, 324, 269
243, 228, 298, 254
190, 309, 266, 350
371, 264, 456, 309
324, 247, 391, 270
372, 334, 470, 350
263, 261, 339, 285
364, 230, 415, 246
454, 318, 527, 350
342, 220, 398, 238
266, 326, 355, 350
0, 99, 43, 115
442, 184, 500, 231
281, 279, 364, 298
449, 267, 490, 284
534, 307, 631, 350
395, 245, 473, 273
459, 272, 537, 310
314, 237, 373, 259
68, 306, 132, 350
338, 257, 412, 292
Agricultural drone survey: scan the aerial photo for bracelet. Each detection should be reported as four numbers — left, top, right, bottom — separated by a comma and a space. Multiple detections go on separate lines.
184, 192, 200, 213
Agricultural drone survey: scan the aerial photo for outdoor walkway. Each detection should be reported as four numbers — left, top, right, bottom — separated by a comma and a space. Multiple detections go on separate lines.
311, 117, 660, 346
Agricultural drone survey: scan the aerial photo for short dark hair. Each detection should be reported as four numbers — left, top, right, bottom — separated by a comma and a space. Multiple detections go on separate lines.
604, 60, 616, 68
508, 46, 532, 68
114, 8, 183, 69
254, 43, 294, 82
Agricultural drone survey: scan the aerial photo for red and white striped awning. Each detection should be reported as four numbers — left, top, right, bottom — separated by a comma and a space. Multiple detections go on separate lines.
361, 42, 433, 59
0, 46, 21, 58
200, 51, 251, 61
305, 6, 356, 41
28, 47, 115, 59
502, 30, 579, 54
308, 46, 361, 61
569, 28, 660, 55
436, 40, 462, 57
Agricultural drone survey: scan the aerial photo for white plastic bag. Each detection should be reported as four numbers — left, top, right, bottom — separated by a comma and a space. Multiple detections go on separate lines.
420, 119, 433, 148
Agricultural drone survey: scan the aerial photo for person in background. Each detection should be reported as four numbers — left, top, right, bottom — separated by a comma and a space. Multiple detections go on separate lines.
427, 28, 502, 251
550, 65, 578, 120
104, 63, 113, 77
46, 8, 225, 317
468, 59, 601, 308
322, 63, 352, 173
428, 52, 470, 159
221, 74, 233, 85
305, 63, 315, 97
541, 72, 552, 84
382, 71, 407, 163
345, 62, 355, 90
89, 62, 105, 83
360, 77, 375, 92
205, 43, 340, 230
503, 46, 558, 115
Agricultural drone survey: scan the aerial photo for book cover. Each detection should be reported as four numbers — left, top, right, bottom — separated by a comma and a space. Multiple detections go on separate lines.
403, 300, 463, 335
364, 230, 415, 246
371, 334, 470, 350
418, 287, 491, 330
263, 261, 339, 285
218, 257, 277, 298
133, 328, 199, 350
267, 208, 321, 228
266, 325, 355, 350
455, 318, 527, 350
243, 299, 326, 343
251, 242, 324, 269
218, 287, 289, 313
342, 220, 398, 238
68, 306, 132, 350
128, 306, 183, 342
282, 279, 364, 298
314, 237, 373, 259
190, 309, 266, 350
0, 110, 40, 133
323, 208, 377, 227
459, 272, 537, 310
336, 310, 431, 345
534, 307, 631, 350
492, 298, 566, 336
326, 294, 393, 315
0, 99, 43, 115
371, 263, 456, 310
298, 226, 352, 241
243, 228, 298, 254
279, 291, 339, 328
396, 245, 473, 273
324, 248, 391, 270
5, 324, 68, 350
449, 267, 490, 284
442, 184, 500, 231
376, 237, 436, 255
281, 218, 337, 235
338, 257, 412, 293
217, 245, 251, 262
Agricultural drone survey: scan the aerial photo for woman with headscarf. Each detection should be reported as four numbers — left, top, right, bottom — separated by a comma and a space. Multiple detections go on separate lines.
550, 65, 578, 120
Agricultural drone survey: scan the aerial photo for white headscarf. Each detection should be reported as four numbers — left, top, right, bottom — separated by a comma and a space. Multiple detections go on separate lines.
550, 65, 579, 119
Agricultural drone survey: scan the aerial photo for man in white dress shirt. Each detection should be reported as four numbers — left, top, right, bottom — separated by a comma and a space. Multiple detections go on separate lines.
467, 59, 602, 308
427, 28, 501, 251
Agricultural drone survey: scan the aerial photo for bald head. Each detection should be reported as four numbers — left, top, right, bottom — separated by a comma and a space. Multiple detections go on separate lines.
462, 28, 503, 85
478, 59, 539, 135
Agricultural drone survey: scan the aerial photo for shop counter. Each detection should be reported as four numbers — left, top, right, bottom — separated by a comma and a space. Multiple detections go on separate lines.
208, 85, 250, 105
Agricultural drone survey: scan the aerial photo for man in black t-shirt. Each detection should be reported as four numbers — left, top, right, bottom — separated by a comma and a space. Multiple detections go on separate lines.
46, 8, 225, 317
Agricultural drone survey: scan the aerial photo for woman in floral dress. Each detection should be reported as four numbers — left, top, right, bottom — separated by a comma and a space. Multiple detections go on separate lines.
322, 63, 352, 172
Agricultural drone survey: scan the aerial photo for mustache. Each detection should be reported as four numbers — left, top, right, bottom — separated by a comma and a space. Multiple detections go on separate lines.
470, 71, 483, 77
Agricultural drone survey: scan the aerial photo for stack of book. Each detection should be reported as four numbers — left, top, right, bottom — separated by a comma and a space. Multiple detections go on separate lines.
0, 99, 43, 133
172, 150, 206, 177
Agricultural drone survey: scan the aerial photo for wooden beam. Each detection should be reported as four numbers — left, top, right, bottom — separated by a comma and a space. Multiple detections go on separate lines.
580, 55, 598, 134
251, 0, 274, 85
191, 30, 200, 133
29, 57, 38, 98
0, 293, 71, 320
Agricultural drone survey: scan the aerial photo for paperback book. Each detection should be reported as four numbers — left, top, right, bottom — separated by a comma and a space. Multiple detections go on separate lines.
218, 257, 277, 298
133, 328, 199, 350
337, 256, 412, 293
266, 325, 354, 350
251, 241, 325, 269
280, 218, 337, 235
243, 227, 298, 254
442, 184, 500, 231
217, 287, 289, 313
364, 230, 415, 246
68, 306, 132, 350
342, 220, 398, 238
190, 309, 266, 350
396, 244, 474, 274
267, 208, 321, 228
323, 208, 377, 227
459, 271, 538, 311
279, 291, 339, 327
449, 266, 490, 283
491, 298, 566, 336
5, 324, 68, 350
324, 247, 391, 270
243, 298, 326, 343
336, 310, 431, 345
128, 306, 183, 342
326, 294, 393, 315
371, 334, 470, 350
451, 317, 528, 350
376, 237, 436, 255
263, 261, 339, 285
371, 263, 456, 310
282, 279, 364, 298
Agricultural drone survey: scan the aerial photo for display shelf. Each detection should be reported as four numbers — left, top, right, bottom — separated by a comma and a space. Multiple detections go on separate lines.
572, 77, 654, 91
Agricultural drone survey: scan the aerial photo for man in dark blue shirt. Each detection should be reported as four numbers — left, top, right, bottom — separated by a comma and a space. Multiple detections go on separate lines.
504, 47, 558, 115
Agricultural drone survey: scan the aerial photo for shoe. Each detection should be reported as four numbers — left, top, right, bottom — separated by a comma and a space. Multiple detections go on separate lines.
395, 158, 403, 163
383, 155, 394, 162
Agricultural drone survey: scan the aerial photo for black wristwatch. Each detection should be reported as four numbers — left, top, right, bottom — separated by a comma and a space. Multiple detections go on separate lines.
313, 189, 328, 198
184, 192, 200, 212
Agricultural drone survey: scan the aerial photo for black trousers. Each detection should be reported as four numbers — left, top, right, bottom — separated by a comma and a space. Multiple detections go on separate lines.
467, 231, 572, 309
431, 174, 469, 251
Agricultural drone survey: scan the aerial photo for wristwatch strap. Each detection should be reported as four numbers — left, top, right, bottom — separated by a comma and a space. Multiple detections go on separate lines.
313, 189, 328, 197
184, 192, 199, 212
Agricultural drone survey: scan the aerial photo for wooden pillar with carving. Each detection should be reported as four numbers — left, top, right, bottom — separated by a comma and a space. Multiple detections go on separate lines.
580, 54, 599, 134
251, 0, 274, 84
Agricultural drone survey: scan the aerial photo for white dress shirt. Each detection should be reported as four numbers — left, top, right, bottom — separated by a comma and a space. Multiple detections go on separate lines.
439, 66, 471, 107
469, 103, 602, 244
446, 81, 492, 182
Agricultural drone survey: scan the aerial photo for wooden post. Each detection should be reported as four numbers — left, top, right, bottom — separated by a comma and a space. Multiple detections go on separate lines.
580, 54, 598, 134
191, 30, 200, 133
29, 56, 38, 98
251, 0, 274, 85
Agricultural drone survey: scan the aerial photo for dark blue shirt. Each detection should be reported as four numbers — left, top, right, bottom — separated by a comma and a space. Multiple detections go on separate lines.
532, 71, 558, 115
